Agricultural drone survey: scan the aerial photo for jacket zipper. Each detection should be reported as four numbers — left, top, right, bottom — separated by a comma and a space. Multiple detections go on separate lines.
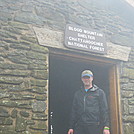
84, 95, 86, 112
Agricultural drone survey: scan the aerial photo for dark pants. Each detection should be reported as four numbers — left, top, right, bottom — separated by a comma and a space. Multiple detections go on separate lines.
74, 123, 102, 134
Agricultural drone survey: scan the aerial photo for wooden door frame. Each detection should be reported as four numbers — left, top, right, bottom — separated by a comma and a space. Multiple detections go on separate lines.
49, 49, 123, 134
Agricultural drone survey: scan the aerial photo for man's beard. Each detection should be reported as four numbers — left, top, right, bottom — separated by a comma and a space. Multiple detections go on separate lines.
83, 81, 91, 86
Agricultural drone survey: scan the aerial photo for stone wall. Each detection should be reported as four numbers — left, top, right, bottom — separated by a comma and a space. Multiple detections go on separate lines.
0, 0, 134, 133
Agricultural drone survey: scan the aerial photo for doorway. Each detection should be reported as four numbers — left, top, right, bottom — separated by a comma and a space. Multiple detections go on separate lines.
49, 53, 111, 134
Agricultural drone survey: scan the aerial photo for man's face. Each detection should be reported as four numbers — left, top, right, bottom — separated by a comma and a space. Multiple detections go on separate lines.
81, 76, 93, 86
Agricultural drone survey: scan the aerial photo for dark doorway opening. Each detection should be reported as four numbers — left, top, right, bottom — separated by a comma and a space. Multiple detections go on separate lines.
49, 54, 110, 134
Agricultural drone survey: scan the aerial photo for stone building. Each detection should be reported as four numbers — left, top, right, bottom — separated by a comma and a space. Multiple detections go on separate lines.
0, 0, 134, 134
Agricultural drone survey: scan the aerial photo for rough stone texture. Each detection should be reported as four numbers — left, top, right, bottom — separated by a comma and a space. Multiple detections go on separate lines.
0, 0, 134, 134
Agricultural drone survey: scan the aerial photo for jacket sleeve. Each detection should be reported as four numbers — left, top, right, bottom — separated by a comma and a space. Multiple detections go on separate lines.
69, 93, 78, 129
99, 89, 110, 128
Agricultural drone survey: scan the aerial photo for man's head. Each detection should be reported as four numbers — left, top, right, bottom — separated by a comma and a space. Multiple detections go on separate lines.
81, 70, 93, 87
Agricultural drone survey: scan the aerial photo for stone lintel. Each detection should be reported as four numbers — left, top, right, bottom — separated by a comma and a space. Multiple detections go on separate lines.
33, 26, 131, 61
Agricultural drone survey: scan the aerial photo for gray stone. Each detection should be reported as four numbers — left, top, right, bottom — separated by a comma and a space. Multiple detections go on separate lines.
11, 109, 18, 118
0, 108, 9, 117
0, 100, 18, 107
26, 120, 35, 125
123, 67, 134, 79
122, 91, 134, 98
26, 51, 47, 60
129, 106, 134, 114
128, 98, 134, 105
29, 120, 47, 130
3, 26, 22, 35
30, 43, 49, 54
31, 70, 48, 80
121, 83, 134, 91
20, 35, 37, 43
32, 113, 47, 120
35, 6, 65, 22
20, 111, 30, 117
30, 87, 47, 94
0, 12, 12, 21
120, 78, 129, 83
32, 101, 46, 112
123, 115, 134, 122
0, 62, 27, 70
0, 76, 24, 84
0, 92, 10, 99
28, 63, 48, 70
0, 70, 31, 77
14, 12, 43, 25
10, 43, 31, 50
8, 55, 30, 64
15, 117, 27, 132
123, 123, 134, 134
8, 21, 29, 30
121, 99, 129, 115
30, 79, 47, 87
36, 95, 46, 101
17, 102, 32, 109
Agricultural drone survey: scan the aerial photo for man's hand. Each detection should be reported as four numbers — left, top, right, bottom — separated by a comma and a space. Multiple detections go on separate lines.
68, 129, 74, 134
103, 129, 110, 134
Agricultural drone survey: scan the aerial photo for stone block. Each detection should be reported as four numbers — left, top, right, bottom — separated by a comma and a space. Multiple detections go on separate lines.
0, 12, 12, 21
3, 38, 19, 44
29, 120, 47, 130
0, 70, 31, 77
3, 26, 22, 35
3, 117, 13, 125
121, 83, 134, 91
20, 35, 37, 43
26, 51, 47, 60
31, 70, 48, 80
0, 108, 10, 117
0, 76, 24, 84
26, 120, 35, 125
128, 98, 134, 105
129, 106, 134, 114
8, 55, 30, 64
20, 111, 30, 117
120, 78, 129, 83
14, 12, 43, 25
15, 117, 27, 132
30, 87, 47, 94
123, 67, 134, 79
0, 92, 10, 99
8, 21, 29, 30
0, 63, 27, 70
32, 101, 46, 112
28, 63, 48, 70
123, 123, 134, 134
0, 100, 18, 107
11, 109, 18, 118
10, 94, 35, 100
36, 95, 47, 101
10, 43, 31, 50
123, 115, 134, 122
32, 113, 47, 120
17, 102, 32, 109
122, 91, 134, 98
30, 43, 49, 54
121, 99, 129, 115
35, 6, 65, 22
30, 79, 47, 87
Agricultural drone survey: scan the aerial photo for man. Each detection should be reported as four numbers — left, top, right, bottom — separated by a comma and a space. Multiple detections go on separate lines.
68, 70, 110, 134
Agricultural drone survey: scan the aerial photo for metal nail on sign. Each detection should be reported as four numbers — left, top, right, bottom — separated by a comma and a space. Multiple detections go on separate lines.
64, 24, 107, 54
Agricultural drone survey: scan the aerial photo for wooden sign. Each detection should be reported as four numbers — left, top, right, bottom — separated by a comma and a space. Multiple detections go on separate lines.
65, 24, 107, 54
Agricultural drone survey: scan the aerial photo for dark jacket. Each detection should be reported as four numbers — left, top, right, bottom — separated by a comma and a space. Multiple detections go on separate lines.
69, 85, 109, 129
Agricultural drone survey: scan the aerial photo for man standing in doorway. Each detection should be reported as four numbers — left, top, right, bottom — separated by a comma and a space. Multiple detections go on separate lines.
68, 70, 110, 134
